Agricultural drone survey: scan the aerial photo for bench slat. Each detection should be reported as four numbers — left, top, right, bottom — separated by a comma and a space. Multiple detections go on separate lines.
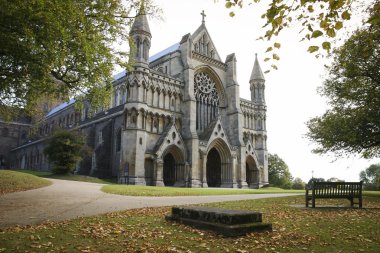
306, 181, 363, 208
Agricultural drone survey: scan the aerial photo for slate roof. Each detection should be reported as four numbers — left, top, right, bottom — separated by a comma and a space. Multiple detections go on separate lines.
149, 42, 180, 63
46, 98, 76, 117
46, 42, 180, 118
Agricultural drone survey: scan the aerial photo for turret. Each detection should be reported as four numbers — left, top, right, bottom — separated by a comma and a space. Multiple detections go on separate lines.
249, 54, 265, 104
130, 1, 151, 67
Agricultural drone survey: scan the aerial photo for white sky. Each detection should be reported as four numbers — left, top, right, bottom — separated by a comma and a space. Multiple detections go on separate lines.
129, 0, 379, 182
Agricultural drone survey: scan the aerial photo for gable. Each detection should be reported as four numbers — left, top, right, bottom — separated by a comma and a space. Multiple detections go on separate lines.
199, 116, 232, 150
190, 25, 222, 61
154, 117, 187, 160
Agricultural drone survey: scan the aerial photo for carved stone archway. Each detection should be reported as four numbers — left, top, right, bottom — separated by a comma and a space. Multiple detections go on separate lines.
162, 145, 186, 187
246, 155, 260, 188
206, 148, 221, 187
204, 138, 233, 188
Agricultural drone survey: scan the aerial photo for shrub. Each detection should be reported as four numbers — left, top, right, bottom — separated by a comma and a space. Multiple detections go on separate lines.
44, 130, 89, 174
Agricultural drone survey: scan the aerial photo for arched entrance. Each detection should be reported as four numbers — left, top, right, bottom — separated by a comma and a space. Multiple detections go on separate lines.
205, 138, 233, 188
163, 153, 175, 186
246, 155, 259, 188
206, 148, 221, 187
161, 145, 186, 187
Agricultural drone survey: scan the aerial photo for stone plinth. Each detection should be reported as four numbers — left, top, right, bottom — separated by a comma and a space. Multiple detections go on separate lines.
166, 206, 272, 237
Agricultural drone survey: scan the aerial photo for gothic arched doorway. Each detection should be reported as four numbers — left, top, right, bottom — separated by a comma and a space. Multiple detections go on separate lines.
206, 148, 222, 187
163, 153, 176, 186
162, 144, 186, 187
246, 155, 259, 188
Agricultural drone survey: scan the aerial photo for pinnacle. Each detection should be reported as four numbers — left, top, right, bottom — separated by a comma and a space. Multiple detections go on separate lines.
250, 54, 265, 81
131, 0, 151, 35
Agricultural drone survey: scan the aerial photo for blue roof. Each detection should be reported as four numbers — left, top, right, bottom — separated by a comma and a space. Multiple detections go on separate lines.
45, 43, 180, 118
113, 69, 127, 81
46, 98, 76, 117
111, 43, 180, 81
149, 42, 180, 63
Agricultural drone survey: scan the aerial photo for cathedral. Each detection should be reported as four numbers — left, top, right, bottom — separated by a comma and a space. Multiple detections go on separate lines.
4, 6, 269, 188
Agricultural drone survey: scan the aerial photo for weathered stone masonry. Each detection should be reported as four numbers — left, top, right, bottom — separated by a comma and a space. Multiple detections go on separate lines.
8, 7, 269, 188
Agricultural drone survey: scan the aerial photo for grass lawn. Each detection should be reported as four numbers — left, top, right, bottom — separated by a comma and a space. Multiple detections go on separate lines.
0, 195, 379, 252
0, 170, 51, 195
14, 169, 116, 184
101, 184, 305, 196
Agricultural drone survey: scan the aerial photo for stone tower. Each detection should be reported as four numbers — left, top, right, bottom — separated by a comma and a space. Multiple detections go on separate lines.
130, 1, 151, 67
249, 54, 268, 186
123, 2, 152, 185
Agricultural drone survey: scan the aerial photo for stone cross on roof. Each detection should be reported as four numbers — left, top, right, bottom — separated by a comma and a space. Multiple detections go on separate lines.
201, 10, 206, 24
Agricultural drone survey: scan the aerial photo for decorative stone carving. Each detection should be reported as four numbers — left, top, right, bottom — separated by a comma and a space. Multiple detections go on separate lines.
194, 72, 219, 131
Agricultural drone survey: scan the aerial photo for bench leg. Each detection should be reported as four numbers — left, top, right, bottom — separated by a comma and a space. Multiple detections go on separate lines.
359, 197, 362, 208
312, 198, 315, 208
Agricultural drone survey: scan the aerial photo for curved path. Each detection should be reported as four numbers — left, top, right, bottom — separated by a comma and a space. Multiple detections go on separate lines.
0, 179, 300, 228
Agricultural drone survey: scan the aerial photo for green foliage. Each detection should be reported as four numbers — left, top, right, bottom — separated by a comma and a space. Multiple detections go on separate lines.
101, 185, 303, 196
14, 169, 116, 184
0, 0, 157, 118
44, 130, 88, 174
224, 0, 379, 72
268, 153, 293, 189
360, 164, 380, 190
307, 5, 380, 158
292, 177, 305, 190
0, 170, 51, 194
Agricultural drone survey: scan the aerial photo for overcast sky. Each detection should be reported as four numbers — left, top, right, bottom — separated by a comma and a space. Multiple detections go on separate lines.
129, 0, 379, 182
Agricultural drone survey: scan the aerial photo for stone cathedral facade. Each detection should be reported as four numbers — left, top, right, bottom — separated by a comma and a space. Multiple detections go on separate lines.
7, 8, 269, 188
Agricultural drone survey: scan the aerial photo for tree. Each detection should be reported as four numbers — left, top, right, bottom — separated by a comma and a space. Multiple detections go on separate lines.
44, 130, 89, 174
306, 5, 380, 159
224, 0, 379, 72
292, 177, 305, 190
359, 164, 380, 190
0, 0, 158, 118
268, 153, 293, 189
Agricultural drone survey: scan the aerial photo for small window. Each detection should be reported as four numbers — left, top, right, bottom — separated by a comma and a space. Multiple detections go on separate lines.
139, 137, 143, 145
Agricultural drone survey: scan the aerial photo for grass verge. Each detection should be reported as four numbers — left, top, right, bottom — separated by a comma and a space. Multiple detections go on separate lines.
0, 170, 51, 195
101, 184, 304, 196
0, 195, 379, 252
14, 169, 115, 184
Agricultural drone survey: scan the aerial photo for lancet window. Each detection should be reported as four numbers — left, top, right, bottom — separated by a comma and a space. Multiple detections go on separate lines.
194, 72, 219, 131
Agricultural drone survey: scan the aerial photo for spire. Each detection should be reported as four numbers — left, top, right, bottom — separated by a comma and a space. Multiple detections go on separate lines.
250, 53, 265, 81
131, 0, 151, 35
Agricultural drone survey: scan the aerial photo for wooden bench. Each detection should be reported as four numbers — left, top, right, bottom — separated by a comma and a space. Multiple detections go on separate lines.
305, 181, 363, 208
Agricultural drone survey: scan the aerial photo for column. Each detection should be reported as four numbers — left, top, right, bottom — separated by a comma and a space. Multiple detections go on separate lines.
153, 159, 164, 186
201, 151, 208, 187
232, 155, 238, 188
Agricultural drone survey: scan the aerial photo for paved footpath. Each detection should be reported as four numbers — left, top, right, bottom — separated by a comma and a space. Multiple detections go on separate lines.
0, 179, 300, 228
